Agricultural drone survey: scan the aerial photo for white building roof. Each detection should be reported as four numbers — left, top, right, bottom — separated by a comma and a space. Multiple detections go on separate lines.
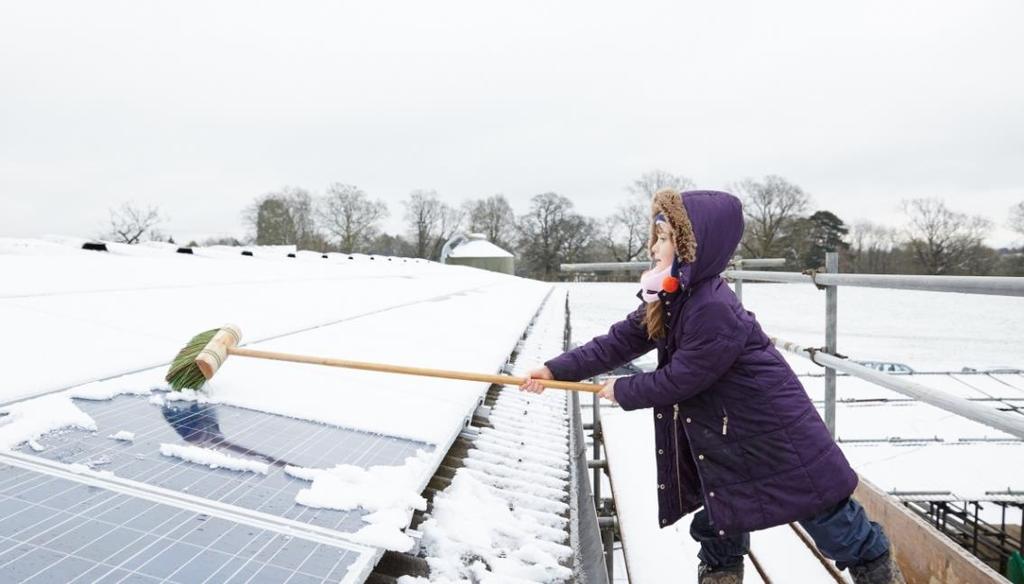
448, 238, 513, 259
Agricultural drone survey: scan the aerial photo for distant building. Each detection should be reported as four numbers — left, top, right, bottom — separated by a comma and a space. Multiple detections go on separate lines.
440, 233, 514, 274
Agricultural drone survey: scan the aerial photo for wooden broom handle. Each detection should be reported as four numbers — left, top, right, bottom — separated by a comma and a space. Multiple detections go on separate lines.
228, 347, 605, 393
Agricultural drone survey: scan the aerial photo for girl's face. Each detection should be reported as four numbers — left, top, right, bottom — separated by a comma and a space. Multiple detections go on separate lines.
651, 222, 675, 269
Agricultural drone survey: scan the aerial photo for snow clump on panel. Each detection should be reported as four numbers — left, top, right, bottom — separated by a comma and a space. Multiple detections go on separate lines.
159, 443, 269, 474
285, 450, 434, 552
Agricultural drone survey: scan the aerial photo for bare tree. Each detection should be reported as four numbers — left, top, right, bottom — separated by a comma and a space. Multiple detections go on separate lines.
601, 195, 650, 262
402, 190, 464, 260
105, 202, 164, 244
432, 202, 465, 260
465, 194, 516, 250
848, 221, 901, 273
735, 175, 811, 258
1010, 201, 1024, 238
594, 171, 694, 263
628, 170, 695, 200
518, 192, 593, 279
318, 183, 389, 253
902, 198, 991, 275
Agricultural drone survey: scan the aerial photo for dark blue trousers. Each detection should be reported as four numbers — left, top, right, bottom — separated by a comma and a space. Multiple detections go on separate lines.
689, 497, 890, 571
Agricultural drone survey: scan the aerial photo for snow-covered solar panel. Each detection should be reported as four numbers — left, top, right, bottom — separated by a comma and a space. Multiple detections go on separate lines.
832, 400, 1017, 442
0, 463, 369, 583
1, 239, 555, 581
18, 394, 430, 535
950, 373, 1024, 400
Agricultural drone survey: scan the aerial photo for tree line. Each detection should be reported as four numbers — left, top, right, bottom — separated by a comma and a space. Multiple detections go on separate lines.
103, 171, 1024, 280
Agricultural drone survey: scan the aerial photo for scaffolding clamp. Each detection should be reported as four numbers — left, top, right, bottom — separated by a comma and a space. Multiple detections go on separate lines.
802, 267, 828, 290
806, 346, 848, 368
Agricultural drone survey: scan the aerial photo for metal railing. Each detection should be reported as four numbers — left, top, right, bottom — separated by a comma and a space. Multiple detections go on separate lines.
723, 269, 1024, 297
772, 336, 1024, 440
726, 252, 1024, 439
561, 261, 650, 273
727, 257, 787, 306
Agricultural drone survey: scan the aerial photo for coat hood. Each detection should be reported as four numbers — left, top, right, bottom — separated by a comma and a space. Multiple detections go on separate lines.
650, 189, 744, 288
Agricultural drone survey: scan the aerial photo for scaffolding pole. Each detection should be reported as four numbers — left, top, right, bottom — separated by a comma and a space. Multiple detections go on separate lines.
722, 271, 1024, 297
772, 336, 1024, 440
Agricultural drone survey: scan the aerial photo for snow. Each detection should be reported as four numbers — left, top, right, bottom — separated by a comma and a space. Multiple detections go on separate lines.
0, 236, 558, 577
0, 237, 544, 409
0, 238, 549, 446
108, 430, 135, 442
158, 443, 270, 474
447, 239, 513, 259
284, 451, 433, 551
842, 442, 1023, 500
565, 281, 1024, 374
0, 393, 97, 450
415, 289, 574, 583
421, 472, 573, 583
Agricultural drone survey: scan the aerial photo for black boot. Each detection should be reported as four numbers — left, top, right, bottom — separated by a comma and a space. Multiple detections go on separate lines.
698, 561, 744, 583
849, 551, 906, 584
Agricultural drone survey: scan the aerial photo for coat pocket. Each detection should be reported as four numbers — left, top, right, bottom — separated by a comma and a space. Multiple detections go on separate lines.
738, 424, 803, 481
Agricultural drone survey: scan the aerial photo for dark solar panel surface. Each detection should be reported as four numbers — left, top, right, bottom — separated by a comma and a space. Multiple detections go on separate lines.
0, 463, 365, 584
19, 393, 431, 536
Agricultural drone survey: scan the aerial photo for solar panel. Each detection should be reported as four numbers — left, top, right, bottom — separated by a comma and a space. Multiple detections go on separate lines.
19, 393, 432, 536
0, 462, 368, 583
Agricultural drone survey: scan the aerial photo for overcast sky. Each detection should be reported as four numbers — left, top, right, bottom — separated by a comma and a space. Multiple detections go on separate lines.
2, 1, 1022, 246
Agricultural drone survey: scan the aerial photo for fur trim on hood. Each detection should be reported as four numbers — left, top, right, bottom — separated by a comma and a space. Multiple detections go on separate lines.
649, 188, 696, 264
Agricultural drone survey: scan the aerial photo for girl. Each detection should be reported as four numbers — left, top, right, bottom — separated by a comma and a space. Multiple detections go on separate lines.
521, 189, 904, 584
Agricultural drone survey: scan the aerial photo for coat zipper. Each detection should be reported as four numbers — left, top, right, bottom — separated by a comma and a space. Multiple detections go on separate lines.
672, 404, 685, 510
722, 404, 729, 436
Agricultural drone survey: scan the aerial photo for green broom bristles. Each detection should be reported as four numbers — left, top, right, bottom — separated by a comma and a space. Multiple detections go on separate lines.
165, 328, 219, 391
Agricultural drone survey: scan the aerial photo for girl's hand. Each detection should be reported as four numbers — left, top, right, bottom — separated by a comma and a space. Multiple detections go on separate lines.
519, 366, 553, 394
598, 378, 617, 404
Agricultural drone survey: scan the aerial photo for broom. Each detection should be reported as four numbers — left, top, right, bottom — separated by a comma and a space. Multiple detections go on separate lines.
165, 324, 603, 393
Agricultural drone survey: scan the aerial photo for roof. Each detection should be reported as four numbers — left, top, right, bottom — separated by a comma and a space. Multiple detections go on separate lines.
447, 238, 513, 259
0, 237, 552, 582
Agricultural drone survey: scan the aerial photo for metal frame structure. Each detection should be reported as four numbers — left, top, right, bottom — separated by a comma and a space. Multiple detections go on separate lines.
725, 252, 1024, 439
902, 497, 1024, 575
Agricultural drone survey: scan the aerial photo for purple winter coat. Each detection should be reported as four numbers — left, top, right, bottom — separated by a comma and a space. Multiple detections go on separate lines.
546, 190, 858, 536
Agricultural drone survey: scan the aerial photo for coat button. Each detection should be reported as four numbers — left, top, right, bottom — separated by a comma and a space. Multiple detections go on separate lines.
698, 454, 705, 461
661, 518, 667, 525
665, 300, 671, 305
659, 484, 666, 490
658, 449, 664, 455
719, 530, 725, 536
686, 417, 692, 423
656, 413, 663, 419
709, 491, 715, 497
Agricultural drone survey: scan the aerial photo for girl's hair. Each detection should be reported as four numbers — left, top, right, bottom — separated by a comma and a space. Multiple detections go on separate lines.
642, 222, 670, 340
644, 301, 665, 340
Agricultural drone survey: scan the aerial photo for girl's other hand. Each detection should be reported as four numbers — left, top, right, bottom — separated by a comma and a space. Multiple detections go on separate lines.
598, 378, 617, 404
520, 366, 553, 394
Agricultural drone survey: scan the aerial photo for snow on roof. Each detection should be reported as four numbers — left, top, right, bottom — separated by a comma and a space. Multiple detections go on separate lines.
447, 238, 513, 258
415, 290, 574, 581
0, 236, 553, 564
